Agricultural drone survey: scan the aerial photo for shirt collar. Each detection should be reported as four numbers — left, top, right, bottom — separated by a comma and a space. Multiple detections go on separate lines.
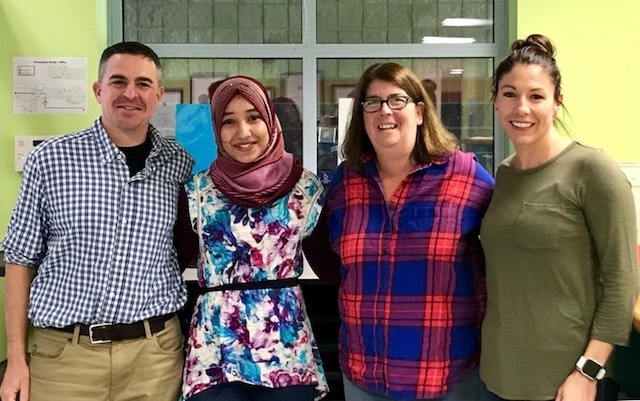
360, 151, 453, 177
91, 118, 172, 169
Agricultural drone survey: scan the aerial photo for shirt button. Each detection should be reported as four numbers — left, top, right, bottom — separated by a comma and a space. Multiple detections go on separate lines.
116, 256, 122, 261
110, 292, 116, 298
122, 218, 128, 225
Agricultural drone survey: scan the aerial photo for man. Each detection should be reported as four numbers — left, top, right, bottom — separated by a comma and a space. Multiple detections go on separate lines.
0, 42, 194, 401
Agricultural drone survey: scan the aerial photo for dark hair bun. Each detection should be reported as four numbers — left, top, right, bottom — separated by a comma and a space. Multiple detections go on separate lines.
421, 79, 438, 106
510, 34, 556, 58
421, 79, 437, 95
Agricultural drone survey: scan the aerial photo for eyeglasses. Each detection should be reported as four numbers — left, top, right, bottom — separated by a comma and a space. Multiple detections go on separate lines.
361, 95, 413, 113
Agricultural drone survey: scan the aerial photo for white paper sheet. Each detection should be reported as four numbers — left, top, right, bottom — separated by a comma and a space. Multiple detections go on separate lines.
13, 57, 88, 114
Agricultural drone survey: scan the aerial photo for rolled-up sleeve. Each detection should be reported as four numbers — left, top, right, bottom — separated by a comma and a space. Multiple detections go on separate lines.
3, 152, 48, 269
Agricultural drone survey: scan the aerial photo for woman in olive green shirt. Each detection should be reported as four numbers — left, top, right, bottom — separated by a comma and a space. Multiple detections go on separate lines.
480, 34, 638, 401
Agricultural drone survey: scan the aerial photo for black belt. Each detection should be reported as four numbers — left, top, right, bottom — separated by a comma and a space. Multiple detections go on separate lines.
54, 313, 174, 344
200, 278, 299, 294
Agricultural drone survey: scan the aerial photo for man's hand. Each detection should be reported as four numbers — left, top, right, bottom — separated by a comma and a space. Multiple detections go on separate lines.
0, 360, 30, 401
2, 264, 36, 401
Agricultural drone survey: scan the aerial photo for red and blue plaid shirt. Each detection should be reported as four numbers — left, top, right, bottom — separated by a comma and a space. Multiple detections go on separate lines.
325, 151, 494, 399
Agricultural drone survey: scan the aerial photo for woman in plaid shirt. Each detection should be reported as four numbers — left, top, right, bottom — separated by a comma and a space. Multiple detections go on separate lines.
304, 62, 494, 401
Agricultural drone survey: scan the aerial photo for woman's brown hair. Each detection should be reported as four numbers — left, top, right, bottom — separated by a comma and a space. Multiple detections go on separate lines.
341, 62, 457, 170
492, 34, 561, 103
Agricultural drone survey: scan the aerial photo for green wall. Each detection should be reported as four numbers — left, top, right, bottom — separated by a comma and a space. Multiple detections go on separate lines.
0, 0, 107, 360
0, 1, 107, 231
516, 0, 640, 162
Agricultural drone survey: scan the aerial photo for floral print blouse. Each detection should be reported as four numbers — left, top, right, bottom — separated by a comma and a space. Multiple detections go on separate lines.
181, 168, 328, 400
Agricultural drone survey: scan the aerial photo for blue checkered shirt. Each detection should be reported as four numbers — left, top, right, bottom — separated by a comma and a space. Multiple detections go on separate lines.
3, 118, 194, 327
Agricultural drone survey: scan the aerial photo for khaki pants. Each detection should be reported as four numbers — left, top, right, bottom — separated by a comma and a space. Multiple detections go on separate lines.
30, 316, 184, 401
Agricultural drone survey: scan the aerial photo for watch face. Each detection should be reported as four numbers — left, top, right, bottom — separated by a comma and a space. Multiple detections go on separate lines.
582, 359, 602, 378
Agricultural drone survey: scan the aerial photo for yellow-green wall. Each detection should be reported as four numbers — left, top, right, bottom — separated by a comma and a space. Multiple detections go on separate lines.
516, 0, 640, 162
0, 0, 107, 360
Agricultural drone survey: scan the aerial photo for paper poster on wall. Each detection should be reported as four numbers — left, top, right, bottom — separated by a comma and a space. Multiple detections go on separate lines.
151, 105, 177, 139
150, 89, 185, 138
13, 57, 88, 114
175, 104, 217, 174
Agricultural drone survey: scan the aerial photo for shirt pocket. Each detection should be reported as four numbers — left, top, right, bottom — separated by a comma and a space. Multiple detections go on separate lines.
398, 205, 438, 232
402, 205, 462, 233
514, 202, 562, 251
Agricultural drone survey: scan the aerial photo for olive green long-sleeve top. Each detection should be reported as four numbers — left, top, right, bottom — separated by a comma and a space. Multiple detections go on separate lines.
480, 142, 638, 400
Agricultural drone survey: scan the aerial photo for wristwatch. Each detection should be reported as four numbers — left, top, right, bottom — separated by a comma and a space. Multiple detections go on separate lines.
575, 356, 606, 380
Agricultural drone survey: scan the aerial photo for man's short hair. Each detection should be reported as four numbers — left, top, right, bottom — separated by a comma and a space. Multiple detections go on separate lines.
98, 41, 162, 81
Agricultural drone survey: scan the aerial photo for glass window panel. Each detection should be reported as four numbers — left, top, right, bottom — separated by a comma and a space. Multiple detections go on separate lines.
317, 0, 494, 44
120, 0, 503, 174
317, 57, 494, 175
123, 0, 302, 44
156, 58, 304, 161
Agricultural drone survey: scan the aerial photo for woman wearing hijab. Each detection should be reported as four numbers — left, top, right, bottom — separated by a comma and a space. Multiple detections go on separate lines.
179, 76, 328, 401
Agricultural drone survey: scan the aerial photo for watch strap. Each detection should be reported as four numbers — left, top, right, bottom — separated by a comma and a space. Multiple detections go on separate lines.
576, 356, 606, 380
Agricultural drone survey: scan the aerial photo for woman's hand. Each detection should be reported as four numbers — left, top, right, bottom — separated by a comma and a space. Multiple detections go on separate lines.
555, 370, 597, 401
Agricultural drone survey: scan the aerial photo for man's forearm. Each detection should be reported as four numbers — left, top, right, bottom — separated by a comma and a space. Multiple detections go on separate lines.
4, 264, 36, 364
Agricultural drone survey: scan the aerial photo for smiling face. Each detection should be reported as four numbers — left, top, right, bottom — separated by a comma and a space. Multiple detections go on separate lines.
494, 63, 561, 150
363, 79, 424, 159
219, 95, 270, 163
93, 53, 163, 146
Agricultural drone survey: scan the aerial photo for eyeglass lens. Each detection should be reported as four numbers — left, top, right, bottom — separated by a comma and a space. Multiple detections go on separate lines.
363, 96, 411, 112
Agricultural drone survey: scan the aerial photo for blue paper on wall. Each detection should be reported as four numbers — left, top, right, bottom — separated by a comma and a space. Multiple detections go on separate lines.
175, 104, 217, 174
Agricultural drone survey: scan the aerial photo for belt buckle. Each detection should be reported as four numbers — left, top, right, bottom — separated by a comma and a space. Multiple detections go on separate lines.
89, 323, 112, 344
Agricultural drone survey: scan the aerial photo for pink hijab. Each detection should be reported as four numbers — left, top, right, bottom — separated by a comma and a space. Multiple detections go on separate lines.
208, 76, 302, 207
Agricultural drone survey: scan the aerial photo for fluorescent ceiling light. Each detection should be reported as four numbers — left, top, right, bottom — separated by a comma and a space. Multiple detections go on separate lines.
442, 18, 493, 27
449, 69, 464, 75
422, 36, 476, 44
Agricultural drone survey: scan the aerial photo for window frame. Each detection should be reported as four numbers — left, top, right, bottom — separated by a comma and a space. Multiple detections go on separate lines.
108, 0, 510, 174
